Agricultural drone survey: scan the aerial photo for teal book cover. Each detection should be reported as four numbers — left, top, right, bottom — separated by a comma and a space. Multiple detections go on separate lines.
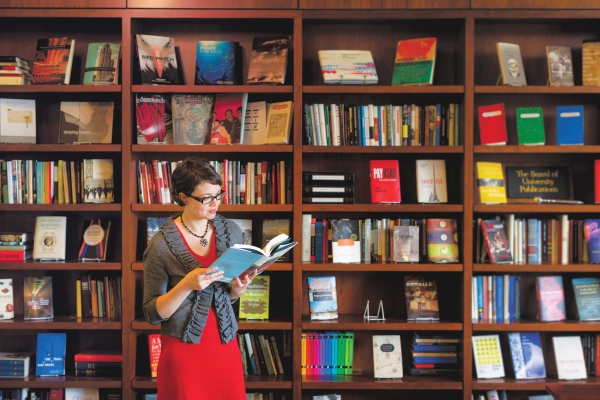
195, 41, 238, 85
516, 108, 545, 145
572, 277, 600, 320
83, 43, 120, 85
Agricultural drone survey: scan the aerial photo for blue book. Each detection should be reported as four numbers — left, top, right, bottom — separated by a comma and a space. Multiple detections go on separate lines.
556, 105, 584, 145
516, 276, 521, 319
436, 104, 442, 146
413, 345, 457, 352
195, 41, 238, 85
477, 275, 484, 320
35, 333, 66, 376
508, 332, 546, 379
330, 332, 339, 374
314, 221, 323, 263
572, 277, 600, 321
508, 275, 516, 320
324, 332, 331, 375
496, 275, 504, 322
144, 395, 157, 400
413, 356, 458, 364
528, 396, 553, 400
527, 219, 541, 265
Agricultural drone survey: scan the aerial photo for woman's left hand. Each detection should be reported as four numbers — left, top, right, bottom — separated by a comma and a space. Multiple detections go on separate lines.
230, 271, 257, 299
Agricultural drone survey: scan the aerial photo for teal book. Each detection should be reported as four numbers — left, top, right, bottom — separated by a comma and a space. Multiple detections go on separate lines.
516, 108, 545, 145
572, 277, 600, 321
83, 43, 120, 85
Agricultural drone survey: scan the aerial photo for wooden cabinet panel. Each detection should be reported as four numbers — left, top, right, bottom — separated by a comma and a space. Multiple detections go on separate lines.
128, 0, 298, 9
1, 0, 125, 7
300, 0, 469, 9
472, 0, 600, 9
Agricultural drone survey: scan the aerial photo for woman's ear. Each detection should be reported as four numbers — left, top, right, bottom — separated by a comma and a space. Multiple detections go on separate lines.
178, 192, 187, 205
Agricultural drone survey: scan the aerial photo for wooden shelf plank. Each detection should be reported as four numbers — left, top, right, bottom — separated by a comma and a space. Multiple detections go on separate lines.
303, 85, 464, 94
0, 85, 121, 93
475, 145, 600, 153
303, 204, 463, 213
132, 144, 292, 153
473, 263, 600, 273
475, 86, 600, 94
0, 375, 122, 389
0, 261, 121, 271
0, 144, 121, 153
131, 261, 291, 271
302, 263, 462, 272
0, 204, 121, 212
303, 146, 463, 154
0, 316, 121, 330
302, 314, 462, 331
302, 374, 462, 390
132, 375, 292, 389
132, 85, 292, 93
473, 319, 600, 332
132, 204, 292, 212
131, 318, 292, 331
474, 205, 600, 213
472, 377, 600, 391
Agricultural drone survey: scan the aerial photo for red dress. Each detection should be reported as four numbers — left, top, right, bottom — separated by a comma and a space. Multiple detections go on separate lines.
157, 231, 246, 400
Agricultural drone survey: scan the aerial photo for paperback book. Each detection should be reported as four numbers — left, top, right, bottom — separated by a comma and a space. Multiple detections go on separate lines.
472, 335, 505, 379
211, 93, 247, 144
416, 160, 447, 203
0, 98, 36, 144
239, 275, 270, 319
264, 101, 293, 145
331, 219, 360, 263
572, 277, 600, 321
195, 41, 239, 85
508, 332, 546, 379
552, 336, 587, 380
24, 276, 53, 320
373, 335, 403, 378
481, 219, 512, 264
584, 219, 600, 263
135, 34, 179, 85
33, 216, 67, 261
546, 46, 574, 86
36, 333, 66, 376
78, 219, 111, 261
393, 225, 419, 263
172, 94, 214, 145
476, 162, 507, 204
392, 38, 437, 86
58, 102, 114, 144
0, 278, 13, 320
318, 50, 378, 84
404, 276, 440, 320
242, 101, 267, 145
369, 159, 401, 204
135, 94, 174, 144
247, 36, 290, 85
307, 276, 338, 320
31, 37, 75, 84
496, 42, 527, 86
556, 105, 584, 145
536, 276, 566, 322
83, 159, 114, 203
83, 43, 120, 85
148, 334, 161, 378
427, 219, 459, 263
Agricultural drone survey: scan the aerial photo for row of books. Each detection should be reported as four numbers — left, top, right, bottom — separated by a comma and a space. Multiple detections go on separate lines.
471, 275, 522, 323
300, 331, 355, 376
302, 217, 459, 264
76, 274, 122, 319
239, 332, 289, 376
0, 389, 111, 400
582, 333, 600, 377
73, 359, 122, 377
478, 104, 584, 146
478, 392, 552, 400
410, 333, 459, 376
246, 394, 289, 400
0, 159, 114, 205
303, 103, 460, 147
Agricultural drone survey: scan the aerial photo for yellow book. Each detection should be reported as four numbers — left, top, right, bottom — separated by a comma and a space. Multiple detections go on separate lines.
301, 332, 306, 375
76, 279, 82, 318
57, 160, 64, 204
239, 275, 270, 319
264, 101, 293, 144
476, 162, 507, 204
582, 41, 600, 86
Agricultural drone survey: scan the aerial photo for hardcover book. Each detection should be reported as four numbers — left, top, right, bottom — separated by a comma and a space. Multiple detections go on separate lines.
476, 162, 507, 204
33, 216, 67, 260
546, 46, 574, 86
393, 225, 419, 263
369, 159, 401, 204
508, 332, 546, 379
239, 275, 270, 319
416, 159, 447, 203
331, 219, 360, 263
584, 219, 600, 263
172, 94, 214, 145
404, 276, 440, 320
58, 102, 114, 144
36, 333, 66, 376
516, 108, 545, 145
0, 278, 13, 320
195, 41, 239, 85
318, 50, 378, 85
24, 276, 53, 320
83, 43, 120, 85
135, 34, 179, 85
242, 101, 267, 145
262, 219, 290, 262
230, 219, 252, 245
135, 94, 174, 144
552, 336, 587, 380
478, 103, 507, 146
582, 40, 600, 86
392, 38, 437, 86
148, 333, 161, 378
496, 42, 527, 86
78, 219, 111, 261
64, 389, 99, 400
247, 36, 290, 85
472, 335, 505, 379
0, 352, 33, 377
83, 159, 114, 203
31, 37, 75, 84
146, 217, 169, 244
307, 276, 338, 320
211, 93, 247, 144
572, 277, 600, 321
481, 219, 513, 264
373, 335, 403, 378
0, 98, 36, 144
264, 101, 293, 145
536, 276, 566, 322
556, 105, 584, 145
427, 219, 459, 263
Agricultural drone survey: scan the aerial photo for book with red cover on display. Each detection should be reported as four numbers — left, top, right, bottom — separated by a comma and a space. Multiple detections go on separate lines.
481, 219, 513, 264
148, 334, 161, 378
536, 276, 566, 322
74, 351, 123, 362
369, 159, 401, 204
478, 104, 508, 146
31, 37, 75, 85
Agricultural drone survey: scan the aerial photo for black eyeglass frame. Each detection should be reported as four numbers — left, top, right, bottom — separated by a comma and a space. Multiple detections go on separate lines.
187, 190, 226, 205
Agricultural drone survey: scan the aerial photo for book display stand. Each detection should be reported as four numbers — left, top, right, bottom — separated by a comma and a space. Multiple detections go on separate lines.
363, 300, 386, 322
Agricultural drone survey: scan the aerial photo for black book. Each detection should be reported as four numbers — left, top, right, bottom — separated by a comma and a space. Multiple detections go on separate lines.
74, 361, 122, 370
80, 274, 92, 318
302, 172, 355, 183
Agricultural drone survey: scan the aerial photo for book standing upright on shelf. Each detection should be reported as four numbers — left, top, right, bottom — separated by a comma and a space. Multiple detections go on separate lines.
148, 334, 161, 378
331, 219, 360, 263
172, 94, 214, 145
135, 34, 179, 85
476, 162, 507, 204
572, 277, 600, 321
307, 276, 338, 320
83, 159, 114, 203
536, 276, 566, 322
415, 160, 447, 204
0, 279, 14, 320
546, 46, 574, 86
392, 38, 437, 86
508, 332, 546, 379
552, 336, 587, 380
242, 101, 267, 145
393, 225, 419, 263
584, 219, 600, 263
516, 108, 545, 145
31, 37, 75, 85
195, 41, 239, 85
0, 98, 36, 144
239, 275, 270, 319
481, 219, 512, 264
478, 104, 507, 146
83, 43, 120, 85
36, 333, 66, 376
262, 219, 290, 261
556, 105, 584, 145
369, 160, 401, 204
78, 219, 111, 261
404, 276, 440, 320
427, 219, 459, 263
24, 276, 53, 320
582, 40, 600, 86
211, 93, 247, 144
496, 42, 527, 86
135, 94, 174, 144
264, 101, 293, 145
247, 36, 290, 85
472, 335, 505, 379
373, 335, 403, 378
33, 216, 66, 260
58, 102, 114, 144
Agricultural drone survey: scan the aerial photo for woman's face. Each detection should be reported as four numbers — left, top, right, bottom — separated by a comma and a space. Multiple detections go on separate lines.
183, 181, 222, 221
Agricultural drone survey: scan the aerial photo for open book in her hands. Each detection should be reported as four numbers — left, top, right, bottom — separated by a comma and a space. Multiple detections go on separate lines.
208, 233, 297, 283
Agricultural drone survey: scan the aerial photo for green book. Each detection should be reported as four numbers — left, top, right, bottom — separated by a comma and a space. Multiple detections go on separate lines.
345, 331, 354, 375
239, 275, 270, 319
516, 107, 545, 145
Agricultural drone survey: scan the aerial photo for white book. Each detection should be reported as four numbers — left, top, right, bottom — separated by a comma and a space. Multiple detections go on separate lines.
318, 50, 378, 84
553, 336, 587, 380
65, 389, 99, 400
318, 104, 327, 146
33, 216, 67, 260
416, 160, 448, 203
301, 214, 312, 262
330, 104, 340, 146
0, 98, 36, 144
506, 214, 515, 264
486, 391, 500, 400
373, 335, 402, 378
472, 334, 505, 379
242, 101, 267, 145
393, 105, 402, 146
561, 214, 569, 265
472, 276, 478, 320
0, 279, 14, 319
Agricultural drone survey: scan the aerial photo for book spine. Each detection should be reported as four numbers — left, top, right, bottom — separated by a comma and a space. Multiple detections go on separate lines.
73, 354, 123, 362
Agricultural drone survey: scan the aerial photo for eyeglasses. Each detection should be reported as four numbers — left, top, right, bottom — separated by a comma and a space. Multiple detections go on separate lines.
187, 190, 226, 205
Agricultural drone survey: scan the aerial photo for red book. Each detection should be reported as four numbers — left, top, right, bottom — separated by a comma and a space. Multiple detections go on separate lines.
49, 389, 64, 400
482, 276, 488, 320
536, 276, 566, 322
0, 249, 32, 261
595, 160, 600, 203
74, 351, 123, 362
148, 334, 161, 378
478, 103, 508, 146
369, 159, 401, 204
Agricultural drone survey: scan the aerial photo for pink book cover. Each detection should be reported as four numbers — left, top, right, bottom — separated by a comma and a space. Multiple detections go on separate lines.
313, 332, 321, 375
536, 276, 566, 321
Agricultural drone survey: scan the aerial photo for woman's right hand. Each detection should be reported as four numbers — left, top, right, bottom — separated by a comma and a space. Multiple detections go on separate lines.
182, 267, 224, 291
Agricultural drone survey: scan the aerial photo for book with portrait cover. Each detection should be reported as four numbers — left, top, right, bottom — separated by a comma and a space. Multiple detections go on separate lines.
195, 41, 239, 85
331, 219, 360, 263
308, 276, 338, 320
58, 102, 114, 144
472, 335, 505, 379
239, 275, 270, 319
393, 225, 419, 263
36, 333, 66, 376
83, 43, 120, 85
0, 98, 36, 144
404, 276, 439, 320
392, 38, 437, 86
508, 332, 546, 379
247, 36, 290, 85
480, 219, 512, 264
536, 276, 566, 322
32, 37, 75, 85
172, 94, 214, 145
211, 93, 247, 144
369, 159, 401, 204
478, 103, 507, 146
373, 335, 403, 378
83, 159, 114, 204
546, 46, 574, 86
496, 42, 527, 86
148, 334, 161, 378
427, 219, 459, 263
24, 276, 53, 320
0, 278, 14, 320
572, 277, 600, 321
553, 336, 587, 380
135, 94, 174, 144
135, 34, 179, 85
416, 160, 447, 203
33, 216, 66, 260
78, 219, 111, 261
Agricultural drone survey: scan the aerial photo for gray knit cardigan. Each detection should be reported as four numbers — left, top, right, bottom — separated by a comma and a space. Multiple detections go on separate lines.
142, 214, 243, 344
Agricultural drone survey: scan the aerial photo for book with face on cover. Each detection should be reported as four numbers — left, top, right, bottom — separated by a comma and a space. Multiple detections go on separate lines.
546, 46, 574, 86
33, 216, 66, 260
392, 38, 437, 86
404, 276, 439, 320
58, 102, 114, 144
135, 34, 179, 85
83, 43, 120, 85
211, 93, 247, 145
496, 42, 527, 86
247, 36, 290, 85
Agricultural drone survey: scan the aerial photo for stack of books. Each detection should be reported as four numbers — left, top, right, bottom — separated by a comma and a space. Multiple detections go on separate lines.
0, 352, 33, 377
0, 232, 33, 262
411, 333, 459, 376
0, 56, 31, 85
74, 351, 122, 377
302, 172, 355, 204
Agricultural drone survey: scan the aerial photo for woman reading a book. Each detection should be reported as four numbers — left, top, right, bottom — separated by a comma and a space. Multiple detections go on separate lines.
143, 157, 254, 399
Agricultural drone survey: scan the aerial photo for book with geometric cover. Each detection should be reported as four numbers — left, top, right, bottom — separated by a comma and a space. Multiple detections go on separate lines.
404, 276, 440, 320
392, 38, 437, 86
508, 332, 546, 379
472, 335, 505, 379
546, 46, 574, 86
480, 219, 513, 264
536, 276, 566, 322
373, 335, 403, 378
307, 276, 338, 320
247, 36, 290, 85
135, 34, 179, 85
239, 275, 270, 319
516, 108, 545, 145
31, 37, 75, 85
426, 219, 459, 263
476, 162, 507, 204
393, 225, 419, 263
83, 43, 120, 85
496, 42, 527, 86
318, 50, 378, 85
58, 102, 114, 144
556, 105, 584, 145
172, 94, 214, 145
78, 219, 111, 261
572, 277, 600, 321
0, 278, 14, 320
195, 41, 239, 85
24, 276, 53, 320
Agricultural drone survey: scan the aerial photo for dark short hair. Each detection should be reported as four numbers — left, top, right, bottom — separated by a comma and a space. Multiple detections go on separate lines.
225, 109, 233, 114
171, 157, 223, 206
